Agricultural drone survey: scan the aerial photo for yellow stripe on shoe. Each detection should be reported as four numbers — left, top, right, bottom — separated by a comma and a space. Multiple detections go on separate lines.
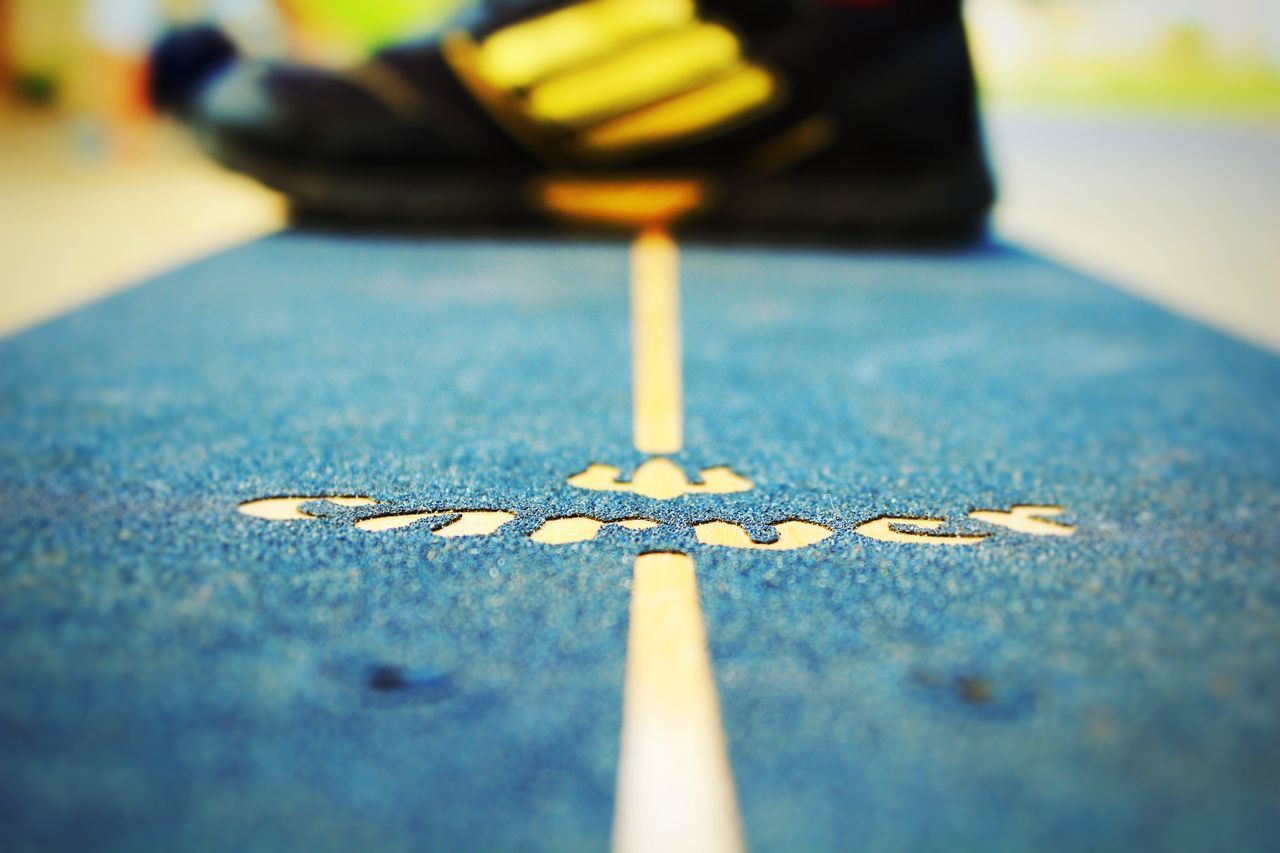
535, 178, 708, 228
575, 64, 779, 156
477, 0, 697, 90
444, 0, 784, 164
527, 23, 743, 127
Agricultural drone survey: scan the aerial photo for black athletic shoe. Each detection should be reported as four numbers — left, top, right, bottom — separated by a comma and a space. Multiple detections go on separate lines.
151, 0, 994, 239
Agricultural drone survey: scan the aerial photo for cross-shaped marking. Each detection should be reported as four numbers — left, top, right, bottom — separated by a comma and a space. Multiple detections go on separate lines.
238, 181, 1076, 850
544, 184, 748, 852
605, 208, 745, 853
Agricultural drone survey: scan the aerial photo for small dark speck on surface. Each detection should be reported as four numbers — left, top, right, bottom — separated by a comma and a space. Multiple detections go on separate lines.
908, 669, 1036, 721
957, 675, 993, 705
366, 665, 454, 700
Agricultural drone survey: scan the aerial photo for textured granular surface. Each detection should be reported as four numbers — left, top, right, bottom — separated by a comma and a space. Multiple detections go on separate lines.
1, 233, 1277, 851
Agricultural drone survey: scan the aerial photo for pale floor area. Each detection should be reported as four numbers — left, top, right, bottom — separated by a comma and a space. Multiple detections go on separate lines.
0, 111, 284, 337
0, 107, 1275, 349
986, 108, 1279, 351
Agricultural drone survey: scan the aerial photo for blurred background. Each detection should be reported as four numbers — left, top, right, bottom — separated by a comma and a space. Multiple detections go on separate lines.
1, 0, 1277, 346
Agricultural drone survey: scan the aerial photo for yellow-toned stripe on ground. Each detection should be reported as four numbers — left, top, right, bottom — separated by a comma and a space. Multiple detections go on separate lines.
613, 552, 744, 853
630, 228, 683, 454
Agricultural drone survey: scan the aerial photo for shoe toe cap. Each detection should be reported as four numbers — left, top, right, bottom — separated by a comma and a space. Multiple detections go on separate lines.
148, 25, 238, 116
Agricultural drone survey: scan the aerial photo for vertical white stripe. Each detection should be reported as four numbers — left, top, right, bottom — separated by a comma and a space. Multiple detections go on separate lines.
631, 228, 683, 455
613, 552, 744, 853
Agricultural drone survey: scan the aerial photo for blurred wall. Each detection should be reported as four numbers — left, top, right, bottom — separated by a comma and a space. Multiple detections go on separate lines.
3, 0, 1279, 116
968, 0, 1280, 113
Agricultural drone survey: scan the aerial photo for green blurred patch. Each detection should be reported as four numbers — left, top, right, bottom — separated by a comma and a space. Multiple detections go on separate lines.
288, 0, 467, 51
982, 25, 1280, 117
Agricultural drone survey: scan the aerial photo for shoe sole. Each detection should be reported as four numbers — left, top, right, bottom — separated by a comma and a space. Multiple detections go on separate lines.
205, 132, 992, 243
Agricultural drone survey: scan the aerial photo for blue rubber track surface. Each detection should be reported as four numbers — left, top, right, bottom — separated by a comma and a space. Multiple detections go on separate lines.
1, 233, 1278, 851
